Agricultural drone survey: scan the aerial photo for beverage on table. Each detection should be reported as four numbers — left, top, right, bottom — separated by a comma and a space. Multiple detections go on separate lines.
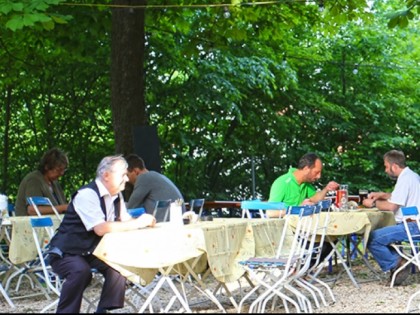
359, 189, 369, 205
336, 184, 348, 211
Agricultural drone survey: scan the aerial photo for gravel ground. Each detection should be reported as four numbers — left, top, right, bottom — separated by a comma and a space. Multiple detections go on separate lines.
2, 259, 420, 313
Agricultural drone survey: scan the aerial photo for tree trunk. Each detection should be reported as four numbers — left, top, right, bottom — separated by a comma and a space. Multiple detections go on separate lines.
1, 86, 12, 195
111, 0, 147, 155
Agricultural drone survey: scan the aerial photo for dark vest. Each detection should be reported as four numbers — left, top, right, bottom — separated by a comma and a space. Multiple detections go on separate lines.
49, 181, 120, 256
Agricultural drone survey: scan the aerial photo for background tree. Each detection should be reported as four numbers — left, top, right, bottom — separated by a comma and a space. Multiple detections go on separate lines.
111, 0, 147, 155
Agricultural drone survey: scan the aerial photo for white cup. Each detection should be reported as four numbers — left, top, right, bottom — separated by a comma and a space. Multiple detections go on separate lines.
170, 202, 184, 227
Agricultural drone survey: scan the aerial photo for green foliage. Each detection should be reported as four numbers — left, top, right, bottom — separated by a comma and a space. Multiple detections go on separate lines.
0, 0, 71, 31
0, 0, 419, 205
0, 2, 112, 201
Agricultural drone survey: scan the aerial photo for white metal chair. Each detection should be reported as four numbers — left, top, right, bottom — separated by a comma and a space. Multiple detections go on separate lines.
189, 198, 205, 218
237, 205, 320, 313
262, 204, 324, 313
3, 198, 62, 296
390, 206, 420, 309
0, 216, 14, 308
26, 196, 62, 222
0, 263, 15, 308
29, 217, 100, 313
29, 216, 62, 312
292, 200, 336, 309
152, 199, 172, 223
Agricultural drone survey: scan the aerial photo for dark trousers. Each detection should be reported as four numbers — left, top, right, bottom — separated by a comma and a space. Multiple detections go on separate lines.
309, 241, 334, 268
50, 254, 126, 313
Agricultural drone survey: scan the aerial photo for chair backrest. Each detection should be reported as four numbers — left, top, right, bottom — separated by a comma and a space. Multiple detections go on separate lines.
189, 198, 205, 217
240, 199, 286, 219
27, 196, 62, 222
401, 206, 420, 252
152, 199, 172, 223
273, 205, 319, 275
307, 202, 331, 270
127, 207, 146, 218
319, 199, 332, 211
401, 206, 419, 217
7, 203, 15, 217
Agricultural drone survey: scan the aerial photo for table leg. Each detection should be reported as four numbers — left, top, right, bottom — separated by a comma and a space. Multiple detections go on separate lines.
137, 265, 192, 313
176, 257, 225, 312
325, 236, 361, 288
347, 235, 382, 280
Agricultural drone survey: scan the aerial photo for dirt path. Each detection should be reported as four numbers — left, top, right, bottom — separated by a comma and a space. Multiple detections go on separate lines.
1, 261, 420, 313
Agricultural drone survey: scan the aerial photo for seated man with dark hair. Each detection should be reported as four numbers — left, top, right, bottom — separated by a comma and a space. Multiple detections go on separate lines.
268, 152, 340, 265
125, 154, 186, 222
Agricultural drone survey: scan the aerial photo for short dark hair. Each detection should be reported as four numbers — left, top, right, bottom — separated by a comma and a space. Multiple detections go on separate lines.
125, 154, 146, 171
297, 152, 320, 170
38, 148, 68, 174
384, 150, 406, 168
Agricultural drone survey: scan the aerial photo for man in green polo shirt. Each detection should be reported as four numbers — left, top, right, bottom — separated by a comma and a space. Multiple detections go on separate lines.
267, 152, 339, 218
267, 152, 339, 266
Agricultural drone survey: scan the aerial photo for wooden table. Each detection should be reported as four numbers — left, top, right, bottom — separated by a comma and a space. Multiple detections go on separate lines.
8, 215, 62, 265
289, 209, 396, 288
93, 218, 288, 312
190, 198, 362, 218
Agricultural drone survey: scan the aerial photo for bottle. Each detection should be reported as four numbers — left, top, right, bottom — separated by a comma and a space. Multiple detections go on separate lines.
338, 184, 348, 211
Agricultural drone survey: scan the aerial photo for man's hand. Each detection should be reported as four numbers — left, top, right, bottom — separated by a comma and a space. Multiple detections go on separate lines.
301, 199, 315, 206
325, 181, 340, 191
363, 197, 376, 208
136, 213, 156, 228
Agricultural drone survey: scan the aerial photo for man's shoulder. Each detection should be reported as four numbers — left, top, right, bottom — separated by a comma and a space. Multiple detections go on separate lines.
400, 167, 420, 182
140, 170, 163, 180
407, 167, 420, 178
137, 171, 172, 186
274, 168, 296, 182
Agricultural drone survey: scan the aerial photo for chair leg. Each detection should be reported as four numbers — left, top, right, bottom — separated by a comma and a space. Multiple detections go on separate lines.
0, 283, 15, 308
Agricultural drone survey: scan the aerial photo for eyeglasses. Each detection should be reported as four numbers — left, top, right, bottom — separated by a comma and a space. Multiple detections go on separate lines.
54, 167, 68, 174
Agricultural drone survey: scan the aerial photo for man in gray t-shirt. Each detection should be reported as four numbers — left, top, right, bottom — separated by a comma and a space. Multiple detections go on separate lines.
125, 154, 185, 222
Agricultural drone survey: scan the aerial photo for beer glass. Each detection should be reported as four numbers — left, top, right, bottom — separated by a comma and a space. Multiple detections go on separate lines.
359, 189, 369, 205
337, 184, 348, 211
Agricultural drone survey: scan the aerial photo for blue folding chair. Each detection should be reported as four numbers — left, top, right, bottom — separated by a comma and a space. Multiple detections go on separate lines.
240, 200, 286, 219
390, 206, 420, 289
127, 207, 146, 218
26, 196, 62, 222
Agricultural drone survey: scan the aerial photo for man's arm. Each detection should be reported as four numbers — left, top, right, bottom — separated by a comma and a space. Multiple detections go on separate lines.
363, 191, 397, 212
126, 178, 150, 209
27, 204, 68, 216
308, 181, 340, 204
93, 214, 156, 236
24, 177, 68, 215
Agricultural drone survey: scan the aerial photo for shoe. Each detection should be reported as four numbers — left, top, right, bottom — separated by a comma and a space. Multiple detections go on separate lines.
391, 258, 410, 286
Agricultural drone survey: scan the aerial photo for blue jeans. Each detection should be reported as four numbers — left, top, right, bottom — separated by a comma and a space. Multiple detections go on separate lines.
367, 222, 420, 272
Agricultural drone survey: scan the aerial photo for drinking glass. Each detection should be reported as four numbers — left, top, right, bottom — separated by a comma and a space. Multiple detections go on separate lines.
337, 184, 348, 211
359, 189, 369, 205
